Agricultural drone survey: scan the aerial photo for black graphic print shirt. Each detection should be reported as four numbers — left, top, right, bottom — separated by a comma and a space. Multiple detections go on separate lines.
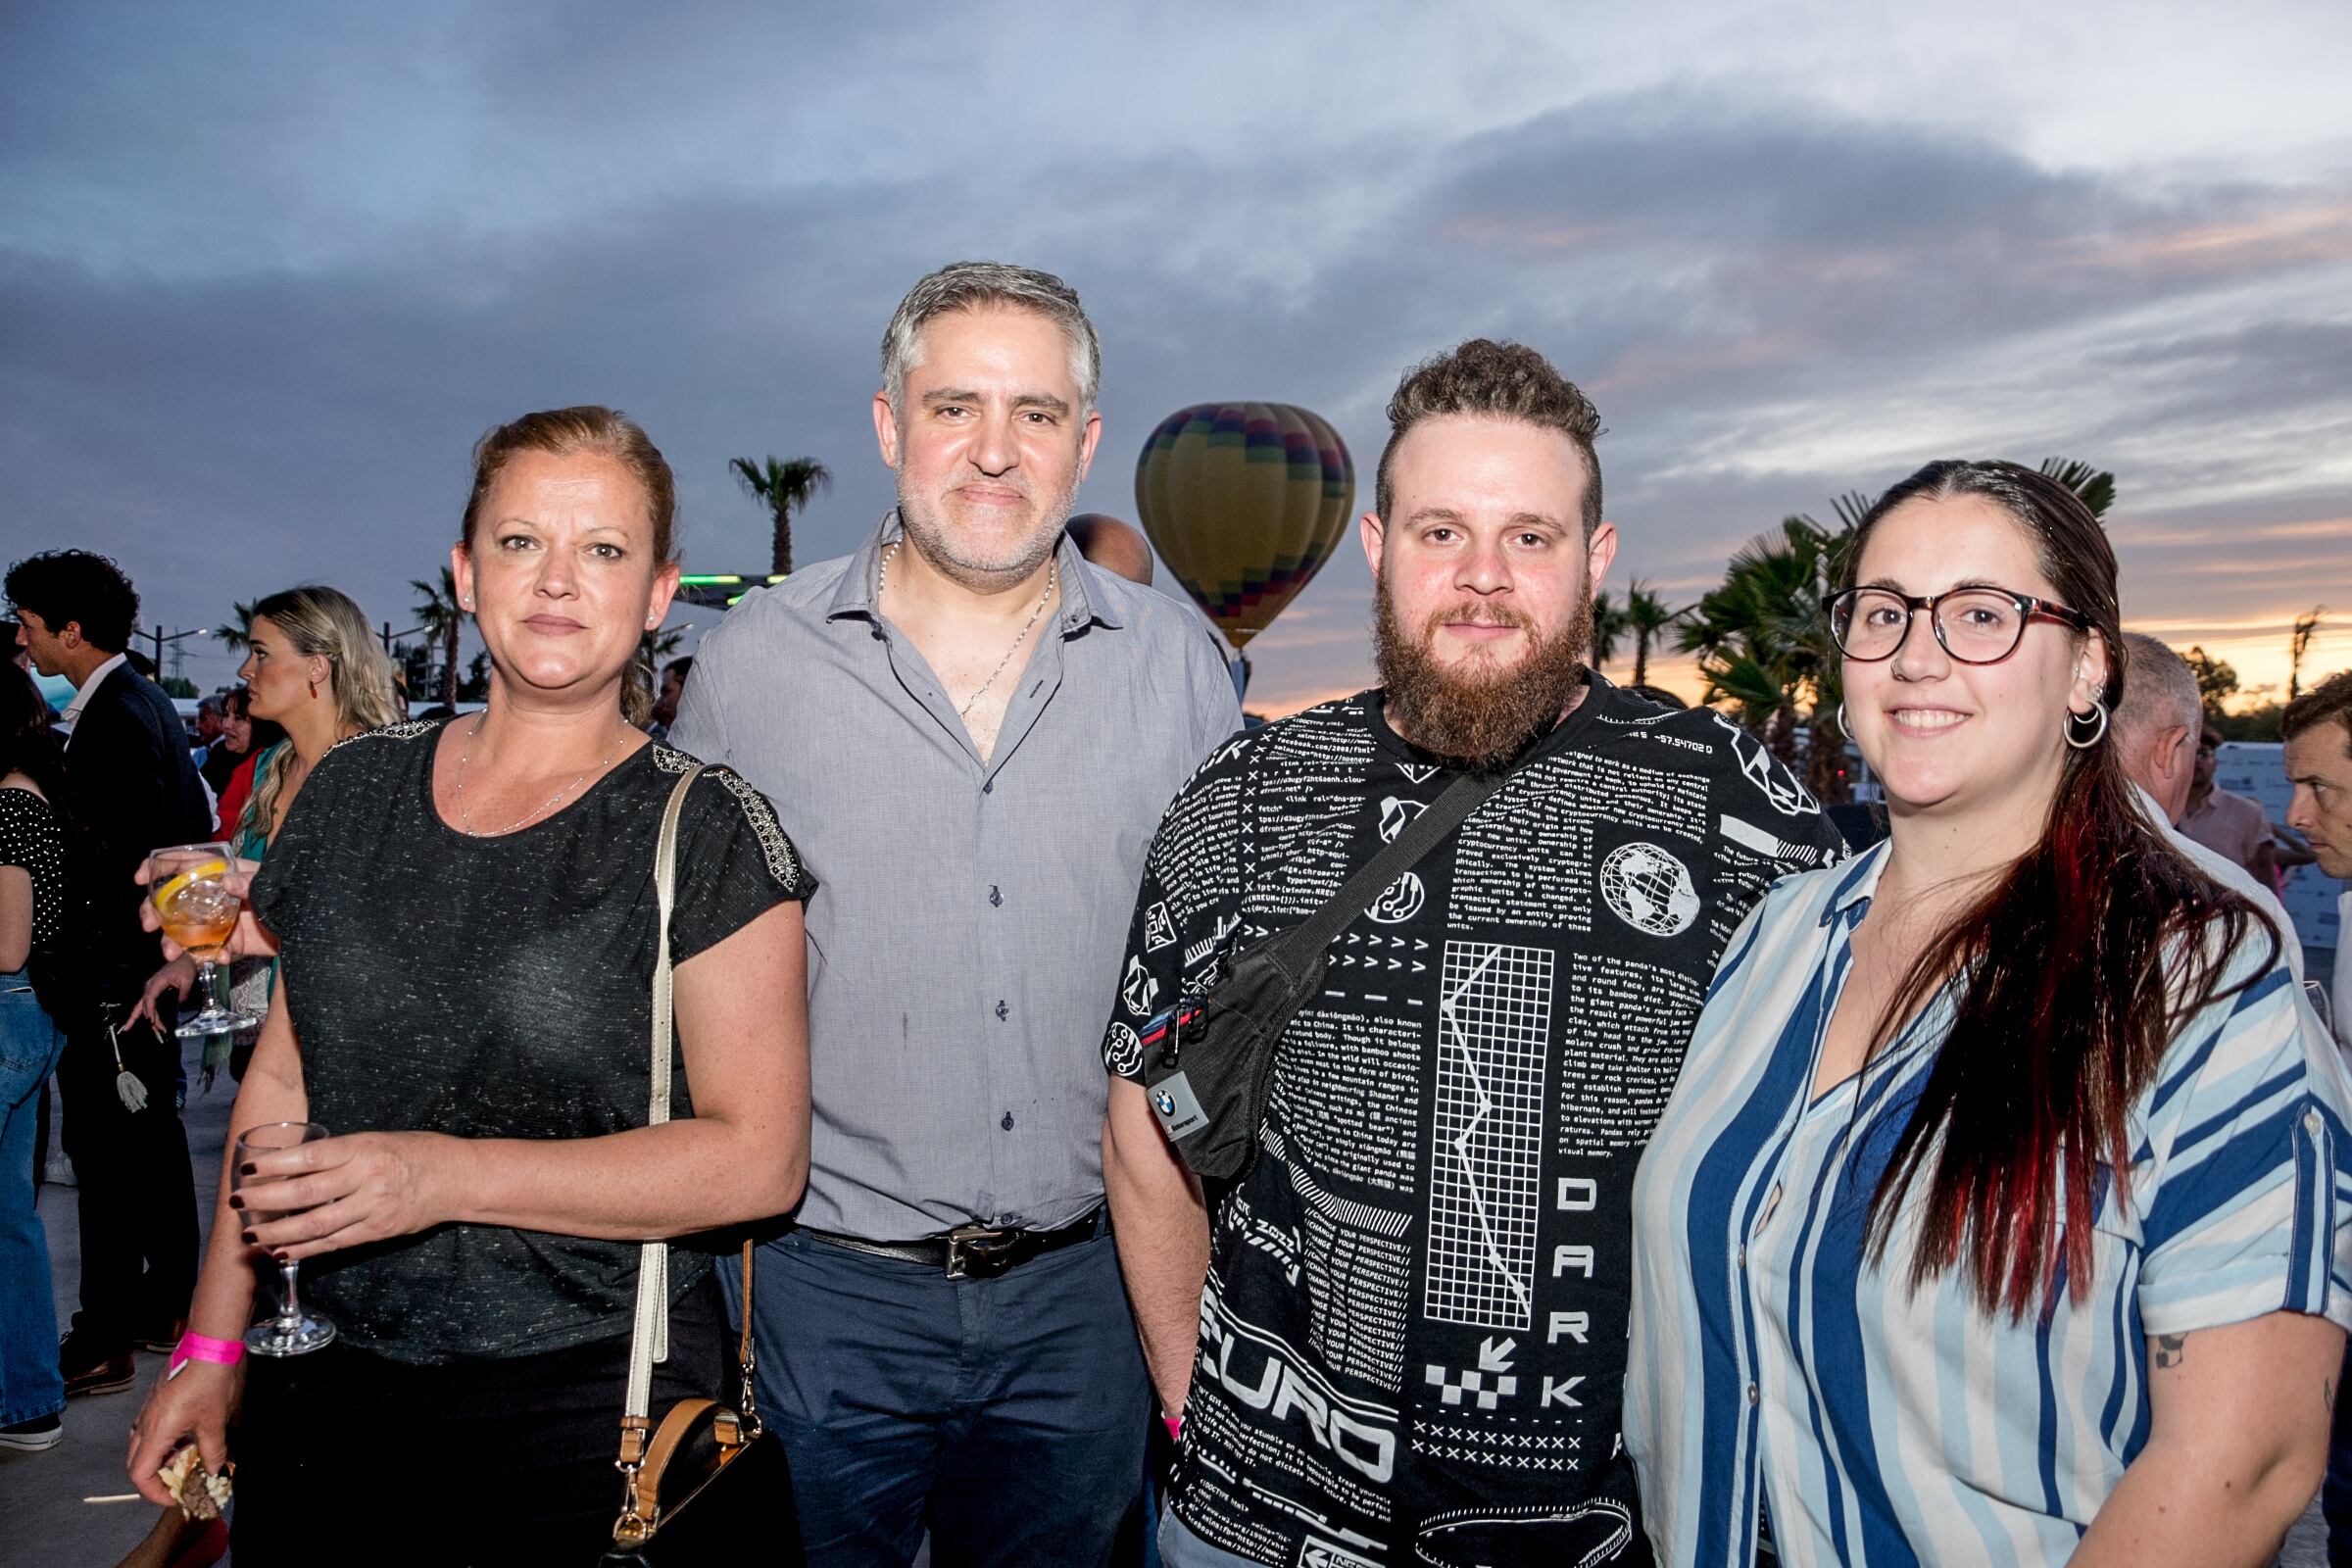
1103, 677, 1844, 1568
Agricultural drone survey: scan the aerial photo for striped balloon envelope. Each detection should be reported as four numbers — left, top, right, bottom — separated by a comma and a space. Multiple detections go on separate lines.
1133, 402, 1355, 650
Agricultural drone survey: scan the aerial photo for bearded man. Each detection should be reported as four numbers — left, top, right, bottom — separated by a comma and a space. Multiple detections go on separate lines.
1101, 340, 1844, 1568
673, 261, 1240, 1565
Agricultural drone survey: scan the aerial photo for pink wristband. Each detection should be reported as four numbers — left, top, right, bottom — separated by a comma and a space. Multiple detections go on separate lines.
1163, 1414, 1183, 1443
169, 1332, 244, 1374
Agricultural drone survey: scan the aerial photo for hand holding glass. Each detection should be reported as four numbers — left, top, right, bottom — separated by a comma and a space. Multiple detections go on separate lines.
233, 1121, 337, 1356
145, 843, 258, 1037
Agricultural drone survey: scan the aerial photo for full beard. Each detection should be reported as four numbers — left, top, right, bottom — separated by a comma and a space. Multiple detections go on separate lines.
1373, 579, 1594, 772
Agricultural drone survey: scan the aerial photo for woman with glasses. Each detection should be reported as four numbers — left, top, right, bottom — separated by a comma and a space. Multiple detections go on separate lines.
1626, 460, 2349, 1566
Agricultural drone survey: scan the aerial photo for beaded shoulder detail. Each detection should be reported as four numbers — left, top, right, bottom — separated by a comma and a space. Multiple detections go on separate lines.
327, 718, 439, 755
650, 747, 802, 888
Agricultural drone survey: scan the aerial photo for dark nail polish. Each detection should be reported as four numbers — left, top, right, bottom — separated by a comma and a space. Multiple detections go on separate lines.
241, 1231, 257, 1245
227, 1195, 244, 1208
239, 1163, 257, 1176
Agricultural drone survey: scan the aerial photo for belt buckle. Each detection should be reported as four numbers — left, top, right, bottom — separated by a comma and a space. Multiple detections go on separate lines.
945, 1224, 1018, 1280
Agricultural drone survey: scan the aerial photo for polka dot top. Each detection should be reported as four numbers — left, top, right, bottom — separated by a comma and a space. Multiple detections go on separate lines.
0, 786, 68, 949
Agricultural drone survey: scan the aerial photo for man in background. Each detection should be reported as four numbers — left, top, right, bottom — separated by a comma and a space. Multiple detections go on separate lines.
2180, 723, 2280, 887
188, 693, 225, 759
5, 550, 208, 1397
2281, 666, 2352, 1568
2281, 669, 2351, 1045
647, 654, 692, 740
2114, 634, 2297, 970
1068, 514, 1155, 587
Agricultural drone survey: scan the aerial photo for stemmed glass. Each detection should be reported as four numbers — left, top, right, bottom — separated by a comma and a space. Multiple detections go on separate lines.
233, 1121, 338, 1356
146, 842, 258, 1038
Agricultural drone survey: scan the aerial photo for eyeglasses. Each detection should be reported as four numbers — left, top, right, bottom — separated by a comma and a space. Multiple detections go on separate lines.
1823, 586, 2094, 664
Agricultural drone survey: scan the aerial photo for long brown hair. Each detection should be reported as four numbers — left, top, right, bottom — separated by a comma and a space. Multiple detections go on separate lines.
461, 407, 677, 726
1850, 460, 2276, 1318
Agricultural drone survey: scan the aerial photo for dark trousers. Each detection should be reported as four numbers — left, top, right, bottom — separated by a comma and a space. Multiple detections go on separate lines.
737, 1222, 1151, 1567
56, 1004, 198, 1349
233, 1274, 731, 1565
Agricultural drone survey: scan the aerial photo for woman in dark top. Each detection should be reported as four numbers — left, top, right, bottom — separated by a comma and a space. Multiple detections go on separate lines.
124, 407, 814, 1559
0, 663, 73, 1451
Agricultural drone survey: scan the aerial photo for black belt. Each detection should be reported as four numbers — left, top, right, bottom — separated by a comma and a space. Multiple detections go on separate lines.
801, 1207, 1103, 1280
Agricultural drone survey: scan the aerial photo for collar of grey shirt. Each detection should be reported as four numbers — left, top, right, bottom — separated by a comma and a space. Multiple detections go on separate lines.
824, 512, 1126, 636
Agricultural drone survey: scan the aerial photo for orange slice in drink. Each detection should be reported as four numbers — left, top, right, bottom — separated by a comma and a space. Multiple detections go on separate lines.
154, 859, 230, 911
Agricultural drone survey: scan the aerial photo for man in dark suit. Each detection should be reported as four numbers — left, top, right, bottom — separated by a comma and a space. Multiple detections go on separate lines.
7, 551, 208, 1396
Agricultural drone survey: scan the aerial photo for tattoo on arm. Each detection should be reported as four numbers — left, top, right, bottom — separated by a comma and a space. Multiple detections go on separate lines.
2154, 1333, 2187, 1370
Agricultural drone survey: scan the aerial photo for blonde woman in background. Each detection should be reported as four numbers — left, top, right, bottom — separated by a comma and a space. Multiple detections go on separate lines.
130, 586, 402, 1082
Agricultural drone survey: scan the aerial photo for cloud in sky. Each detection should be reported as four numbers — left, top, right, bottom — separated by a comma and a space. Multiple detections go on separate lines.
2, 2, 2347, 707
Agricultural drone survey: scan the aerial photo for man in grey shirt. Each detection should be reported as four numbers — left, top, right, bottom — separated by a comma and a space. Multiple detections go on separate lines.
671, 261, 1239, 1566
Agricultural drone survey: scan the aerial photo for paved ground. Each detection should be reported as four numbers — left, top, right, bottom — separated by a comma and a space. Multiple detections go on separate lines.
0, 1036, 232, 1568
0, 1032, 2331, 1565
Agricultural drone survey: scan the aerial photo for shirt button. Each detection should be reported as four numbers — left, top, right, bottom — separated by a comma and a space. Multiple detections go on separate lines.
2305, 1108, 2324, 1135
989, 885, 1004, 907
1738, 1246, 1746, 1269
982, 780, 994, 795
1747, 1383, 1759, 1405
995, 1000, 1008, 1021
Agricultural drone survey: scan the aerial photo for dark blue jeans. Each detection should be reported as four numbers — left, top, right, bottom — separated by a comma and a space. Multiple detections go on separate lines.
736, 1222, 1151, 1567
0, 976, 66, 1426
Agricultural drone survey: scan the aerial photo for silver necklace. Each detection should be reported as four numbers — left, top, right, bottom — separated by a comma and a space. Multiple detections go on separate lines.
878, 540, 1058, 718
452, 713, 627, 836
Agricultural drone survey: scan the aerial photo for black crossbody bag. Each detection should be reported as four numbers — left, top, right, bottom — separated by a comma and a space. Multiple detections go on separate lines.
1140, 766, 1503, 1181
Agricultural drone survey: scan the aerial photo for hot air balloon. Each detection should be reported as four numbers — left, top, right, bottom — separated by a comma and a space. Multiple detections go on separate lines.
1134, 402, 1355, 653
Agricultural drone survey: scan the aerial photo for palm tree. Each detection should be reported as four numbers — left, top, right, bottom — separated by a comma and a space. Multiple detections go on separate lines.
1678, 514, 1853, 801
216, 600, 261, 655
730, 456, 831, 577
2290, 607, 2328, 699
1622, 579, 1680, 688
410, 565, 466, 708
2036, 457, 2117, 520
1589, 589, 1628, 673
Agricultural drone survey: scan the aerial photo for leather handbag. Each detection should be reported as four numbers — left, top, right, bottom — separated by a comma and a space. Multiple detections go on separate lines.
601, 766, 802, 1565
1140, 766, 1503, 1181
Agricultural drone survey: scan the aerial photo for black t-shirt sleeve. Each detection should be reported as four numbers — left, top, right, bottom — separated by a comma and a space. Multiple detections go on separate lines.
1101, 749, 1249, 1084
665, 765, 813, 966
248, 736, 366, 945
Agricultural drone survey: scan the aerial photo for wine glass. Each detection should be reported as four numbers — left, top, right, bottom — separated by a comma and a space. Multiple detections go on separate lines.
146, 842, 258, 1038
233, 1121, 337, 1356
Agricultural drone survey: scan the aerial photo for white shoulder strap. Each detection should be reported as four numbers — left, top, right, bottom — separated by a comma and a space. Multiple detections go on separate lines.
624, 763, 704, 1422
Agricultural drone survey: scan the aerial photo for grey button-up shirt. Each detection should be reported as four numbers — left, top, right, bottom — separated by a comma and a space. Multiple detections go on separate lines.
672, 514, 1242, 1240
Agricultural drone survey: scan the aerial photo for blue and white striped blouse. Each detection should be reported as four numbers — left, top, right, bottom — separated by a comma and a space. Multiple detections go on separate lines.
1625, 842, 2352, 1567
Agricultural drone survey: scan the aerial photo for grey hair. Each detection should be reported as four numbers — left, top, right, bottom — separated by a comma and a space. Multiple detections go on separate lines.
2115, 632, 2202, 739
880, 261, 1101, 418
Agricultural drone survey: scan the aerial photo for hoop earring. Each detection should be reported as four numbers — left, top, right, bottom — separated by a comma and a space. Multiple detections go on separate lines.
1836, 702, 1849, 734
2065, 698, 2109, 750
